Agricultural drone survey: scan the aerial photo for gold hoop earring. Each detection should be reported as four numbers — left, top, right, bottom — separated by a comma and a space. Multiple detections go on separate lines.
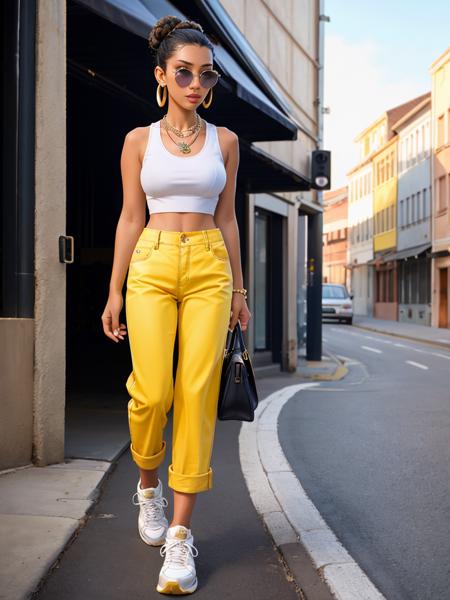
156, 83, 167, 107
202, 88, 213, 109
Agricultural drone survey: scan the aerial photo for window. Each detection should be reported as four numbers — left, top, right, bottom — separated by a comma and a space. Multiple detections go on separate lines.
448, 109, 450, 146
417, 190, 422, 221
411, 193, 416, 223
438, 114, 445, 148
421, 124, 425, 157
438, 175, 447, 211
422, 188, 427, 218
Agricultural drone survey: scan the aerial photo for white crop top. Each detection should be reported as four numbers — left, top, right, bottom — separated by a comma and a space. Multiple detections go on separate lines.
140, 119, 227, 215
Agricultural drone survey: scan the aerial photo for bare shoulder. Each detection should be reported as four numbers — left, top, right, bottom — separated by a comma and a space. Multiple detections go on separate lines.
216, 126, 239, 164
122, 125, 151, 162
216, 126, 238, 144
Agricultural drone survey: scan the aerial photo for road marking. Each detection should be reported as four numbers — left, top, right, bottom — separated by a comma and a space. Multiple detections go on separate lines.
405, 360, 428, 370
431, 352, 450, 360
394, 342, 407, 347
361, 345, 382, 353
239, 384, 386, 600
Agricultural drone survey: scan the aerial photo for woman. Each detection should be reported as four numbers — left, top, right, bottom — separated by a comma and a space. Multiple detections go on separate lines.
101, 15, 251, 595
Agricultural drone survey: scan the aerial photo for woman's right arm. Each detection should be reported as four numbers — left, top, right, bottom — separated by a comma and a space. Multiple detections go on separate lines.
101, 128, 147, 343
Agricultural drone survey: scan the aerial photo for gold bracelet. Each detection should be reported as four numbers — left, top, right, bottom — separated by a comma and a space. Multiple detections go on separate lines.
232, 287, 247, 300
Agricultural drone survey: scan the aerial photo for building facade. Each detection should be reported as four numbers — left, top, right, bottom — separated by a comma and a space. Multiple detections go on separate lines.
347, 161, 374, 316
392, 95, 432, 325
372, 136, 399, 319
346, 93, 431, 321
323, 187, 349, 287
430, 47, 450, 329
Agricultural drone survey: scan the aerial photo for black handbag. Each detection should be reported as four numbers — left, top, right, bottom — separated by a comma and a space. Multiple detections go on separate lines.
218, 320, 259, 421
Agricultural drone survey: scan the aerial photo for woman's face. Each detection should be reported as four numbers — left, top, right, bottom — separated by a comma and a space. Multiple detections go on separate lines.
156, 44, 215, 109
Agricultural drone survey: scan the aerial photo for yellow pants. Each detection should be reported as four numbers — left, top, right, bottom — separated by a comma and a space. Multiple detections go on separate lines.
125, 227, 233, 493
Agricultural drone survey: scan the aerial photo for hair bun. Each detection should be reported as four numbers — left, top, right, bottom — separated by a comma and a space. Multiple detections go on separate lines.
148, 15, 204, 51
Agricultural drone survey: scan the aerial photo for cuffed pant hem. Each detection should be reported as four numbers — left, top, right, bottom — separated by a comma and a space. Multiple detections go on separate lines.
167, 463, 213, 493
130, 440, 166, 470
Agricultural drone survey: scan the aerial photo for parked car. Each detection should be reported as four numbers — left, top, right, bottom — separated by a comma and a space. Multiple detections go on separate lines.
322, 283, 353, 324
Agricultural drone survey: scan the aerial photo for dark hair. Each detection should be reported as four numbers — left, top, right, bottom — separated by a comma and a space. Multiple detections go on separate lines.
148, 15, 215, 71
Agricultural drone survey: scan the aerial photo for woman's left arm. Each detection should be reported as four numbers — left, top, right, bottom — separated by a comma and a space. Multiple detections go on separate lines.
214, 127, 252, 332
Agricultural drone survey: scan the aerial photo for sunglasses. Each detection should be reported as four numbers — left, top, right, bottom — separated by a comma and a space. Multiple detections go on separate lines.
172, 67, 221, 89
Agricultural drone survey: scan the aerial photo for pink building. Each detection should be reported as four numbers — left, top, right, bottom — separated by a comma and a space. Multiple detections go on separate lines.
323, 186, 350, 288
430, 47, 450, 328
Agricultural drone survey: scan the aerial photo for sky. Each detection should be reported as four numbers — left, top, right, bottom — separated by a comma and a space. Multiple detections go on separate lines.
323, 0, 450, 189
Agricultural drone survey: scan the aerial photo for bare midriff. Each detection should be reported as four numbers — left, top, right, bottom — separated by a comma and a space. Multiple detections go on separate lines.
146, 213, 217, 232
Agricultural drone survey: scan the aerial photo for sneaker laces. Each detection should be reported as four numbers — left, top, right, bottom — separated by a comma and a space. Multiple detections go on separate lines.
159, 538, 199, 567
132, 492, 168, 525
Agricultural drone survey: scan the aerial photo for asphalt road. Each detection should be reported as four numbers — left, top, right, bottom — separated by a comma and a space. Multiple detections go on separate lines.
278, 322, 450, 600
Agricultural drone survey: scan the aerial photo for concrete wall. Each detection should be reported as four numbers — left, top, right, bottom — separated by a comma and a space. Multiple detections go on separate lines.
0, 320, 34, 469
33, 0, 67, 466
221, 0, 319, 199
0, 0, 67, 470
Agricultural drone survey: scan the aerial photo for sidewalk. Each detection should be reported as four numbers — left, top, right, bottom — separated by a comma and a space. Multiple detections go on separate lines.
352, 314, 450, 349
0, 355, 345, 600
0, 401, 131, 600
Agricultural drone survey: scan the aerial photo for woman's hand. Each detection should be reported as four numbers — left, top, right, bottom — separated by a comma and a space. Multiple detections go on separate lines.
101, 291, 128, 343
229, 292, 252, 332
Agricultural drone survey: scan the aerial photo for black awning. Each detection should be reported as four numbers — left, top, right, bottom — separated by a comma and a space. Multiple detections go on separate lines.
73, 0, 297, 140
368, 242, 431, 264
238, 138, 310, 193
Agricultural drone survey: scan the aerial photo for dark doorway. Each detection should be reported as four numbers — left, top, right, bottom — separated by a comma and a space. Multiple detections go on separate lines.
438, 267, 448, 328
254, 208, 283, 365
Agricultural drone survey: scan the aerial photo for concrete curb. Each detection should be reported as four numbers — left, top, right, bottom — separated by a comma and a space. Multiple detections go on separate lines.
297, 350, 349, 381
352, 322, 450, 351
239, 384, 386, 600
0, 449, 129, 600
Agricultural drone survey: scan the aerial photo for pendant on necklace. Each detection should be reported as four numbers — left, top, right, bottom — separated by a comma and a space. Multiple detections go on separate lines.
178, 142, 192, 154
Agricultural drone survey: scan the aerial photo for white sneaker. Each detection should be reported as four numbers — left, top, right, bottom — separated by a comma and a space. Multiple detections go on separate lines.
156, 525, 199, 594
131, 478, 169, 546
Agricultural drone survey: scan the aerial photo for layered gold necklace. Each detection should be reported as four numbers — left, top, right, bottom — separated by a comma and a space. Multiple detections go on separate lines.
162, 114, 203, 154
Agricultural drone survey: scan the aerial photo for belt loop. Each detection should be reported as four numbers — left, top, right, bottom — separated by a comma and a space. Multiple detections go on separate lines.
155, 230, 161, 249
203, 229, 210, 250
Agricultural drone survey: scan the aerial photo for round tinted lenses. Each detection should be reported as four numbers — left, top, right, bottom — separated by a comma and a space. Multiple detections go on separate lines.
174, 68, 219, 89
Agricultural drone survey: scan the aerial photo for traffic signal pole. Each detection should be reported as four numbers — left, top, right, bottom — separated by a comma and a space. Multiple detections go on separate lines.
306, 210, 323, 361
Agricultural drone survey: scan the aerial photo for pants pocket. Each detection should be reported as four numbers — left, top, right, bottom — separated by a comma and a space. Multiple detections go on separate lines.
129, 243, 154, 264
209, 240, 229, 262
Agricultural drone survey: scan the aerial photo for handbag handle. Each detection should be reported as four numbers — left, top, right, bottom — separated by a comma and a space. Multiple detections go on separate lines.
225, 320, 248, 358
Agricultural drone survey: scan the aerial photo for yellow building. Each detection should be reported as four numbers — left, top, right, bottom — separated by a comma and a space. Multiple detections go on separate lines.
372, 136, 398, 252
